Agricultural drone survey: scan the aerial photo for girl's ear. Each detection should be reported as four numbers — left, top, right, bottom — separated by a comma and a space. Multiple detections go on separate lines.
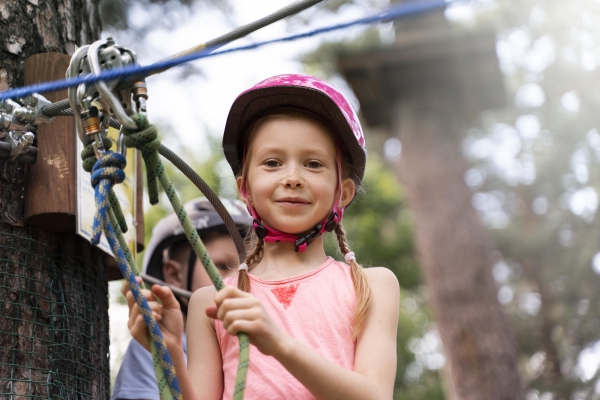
339, 178, 356, 208
236, 176, 251, 206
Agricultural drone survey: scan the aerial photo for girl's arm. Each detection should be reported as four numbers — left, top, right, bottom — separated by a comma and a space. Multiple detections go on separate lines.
186, 287, 224, 400
213, 267, 399, 400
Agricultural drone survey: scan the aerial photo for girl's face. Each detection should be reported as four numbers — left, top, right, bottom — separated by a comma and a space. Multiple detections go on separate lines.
238, 116, 355, 235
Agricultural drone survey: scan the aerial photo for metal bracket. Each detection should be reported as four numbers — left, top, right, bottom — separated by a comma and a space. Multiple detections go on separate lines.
0, 94, 54, 162
7, 131, 35, 160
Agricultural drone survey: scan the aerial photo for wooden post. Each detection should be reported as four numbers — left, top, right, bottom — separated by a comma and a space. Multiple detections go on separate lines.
22, 52, 144, 278
23, 53, 76, 232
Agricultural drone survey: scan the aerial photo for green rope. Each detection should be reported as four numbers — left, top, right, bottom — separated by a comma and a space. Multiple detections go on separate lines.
123, 113, 250, 399
81, 141, 173, 400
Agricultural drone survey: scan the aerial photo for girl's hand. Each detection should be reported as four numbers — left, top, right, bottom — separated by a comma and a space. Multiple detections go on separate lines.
205, 286, 288, 357
121, 277, 184, 353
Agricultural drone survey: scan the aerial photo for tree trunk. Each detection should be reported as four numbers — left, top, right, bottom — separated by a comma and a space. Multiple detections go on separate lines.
0, 0, 109, 398
391, 90, 524, 399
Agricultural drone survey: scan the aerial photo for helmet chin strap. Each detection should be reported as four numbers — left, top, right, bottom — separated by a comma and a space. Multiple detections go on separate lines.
241, 143, 345, 253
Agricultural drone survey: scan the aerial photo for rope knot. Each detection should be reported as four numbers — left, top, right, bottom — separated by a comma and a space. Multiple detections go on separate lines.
90, 152, 127, 188
90, 151, 127, 244
122, 113, 162, 205
80, 136, 113, 173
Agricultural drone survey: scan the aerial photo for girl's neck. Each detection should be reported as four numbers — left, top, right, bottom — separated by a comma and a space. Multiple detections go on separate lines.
250, 235, 329, 281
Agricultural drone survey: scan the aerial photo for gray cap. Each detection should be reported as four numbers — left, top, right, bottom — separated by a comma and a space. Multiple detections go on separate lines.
142, 197, 252, 280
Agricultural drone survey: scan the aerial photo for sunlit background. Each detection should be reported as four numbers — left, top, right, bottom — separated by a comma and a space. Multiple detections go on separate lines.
103, 0, 600, 398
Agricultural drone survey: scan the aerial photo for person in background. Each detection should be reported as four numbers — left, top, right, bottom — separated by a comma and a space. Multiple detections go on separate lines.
111, 197, 252, 400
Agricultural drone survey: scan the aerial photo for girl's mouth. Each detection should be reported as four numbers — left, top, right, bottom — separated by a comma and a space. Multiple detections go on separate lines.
276, 198, 310, 207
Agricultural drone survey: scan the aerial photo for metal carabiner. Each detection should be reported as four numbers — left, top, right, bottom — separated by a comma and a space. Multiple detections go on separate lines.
87, 39, 137, 130
67, 45, 92, 146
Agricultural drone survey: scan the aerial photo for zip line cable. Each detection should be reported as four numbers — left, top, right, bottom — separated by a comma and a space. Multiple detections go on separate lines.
40, 0, 326, 116
116, 0, 325, 90
0, 0, 449, 102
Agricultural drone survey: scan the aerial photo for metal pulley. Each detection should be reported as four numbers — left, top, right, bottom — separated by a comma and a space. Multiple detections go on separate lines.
67, 36, 149, 159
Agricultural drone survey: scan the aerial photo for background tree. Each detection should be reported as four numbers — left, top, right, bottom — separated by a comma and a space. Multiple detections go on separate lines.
459, 0, 600, 398
0, 0, 111, 397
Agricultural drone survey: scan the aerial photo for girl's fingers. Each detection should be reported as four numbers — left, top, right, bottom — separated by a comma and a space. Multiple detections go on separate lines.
216, 297, 258, 321
221, 308, 262, 331
214, 286, 251, 306
225, 319, 259, 337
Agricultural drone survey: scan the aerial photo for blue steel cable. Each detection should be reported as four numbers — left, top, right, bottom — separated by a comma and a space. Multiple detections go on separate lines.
0, 0, 450, 101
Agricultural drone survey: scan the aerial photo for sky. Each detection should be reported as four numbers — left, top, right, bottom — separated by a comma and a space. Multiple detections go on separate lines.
101, 0, 392, 159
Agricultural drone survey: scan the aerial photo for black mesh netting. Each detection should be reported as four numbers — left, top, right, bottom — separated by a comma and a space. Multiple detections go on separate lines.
0, 231, 110, 399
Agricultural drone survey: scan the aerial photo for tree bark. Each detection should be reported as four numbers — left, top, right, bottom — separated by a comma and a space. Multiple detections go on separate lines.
391, 90, 524, 399
0, 0, 109, 398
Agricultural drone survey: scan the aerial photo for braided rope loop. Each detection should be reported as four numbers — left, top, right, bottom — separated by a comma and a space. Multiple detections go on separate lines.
81, 138, 128, 234
123, 113, 250, 400
89, 152, 182, 400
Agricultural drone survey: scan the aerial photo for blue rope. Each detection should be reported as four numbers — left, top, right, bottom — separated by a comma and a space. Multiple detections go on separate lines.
90, 152, 183, 400
0, 0, 450, 101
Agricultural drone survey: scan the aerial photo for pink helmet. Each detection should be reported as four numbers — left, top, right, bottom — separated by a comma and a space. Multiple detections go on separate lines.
222, 74, 367, 252
223, 74, 367, 182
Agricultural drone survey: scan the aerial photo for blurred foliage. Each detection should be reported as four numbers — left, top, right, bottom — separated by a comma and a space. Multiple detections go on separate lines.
454, 1, 600, 398
325, 154, 420, 288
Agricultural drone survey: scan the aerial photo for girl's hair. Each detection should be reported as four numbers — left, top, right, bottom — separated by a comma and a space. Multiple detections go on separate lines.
236, 111, 371, 338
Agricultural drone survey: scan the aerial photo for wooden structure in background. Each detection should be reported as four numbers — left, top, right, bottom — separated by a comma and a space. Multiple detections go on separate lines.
339, 33, 504, 129
23, 53, 76, 232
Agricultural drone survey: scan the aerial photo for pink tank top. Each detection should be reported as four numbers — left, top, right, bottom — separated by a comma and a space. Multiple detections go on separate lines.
215, 257, 356, 400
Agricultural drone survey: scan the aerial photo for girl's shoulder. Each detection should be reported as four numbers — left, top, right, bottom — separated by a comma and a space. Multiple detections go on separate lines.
190, 284, 218, 306
364, 267, 400, 297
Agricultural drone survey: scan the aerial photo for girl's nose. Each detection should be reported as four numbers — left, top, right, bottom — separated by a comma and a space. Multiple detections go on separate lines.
283, 166, 304, 188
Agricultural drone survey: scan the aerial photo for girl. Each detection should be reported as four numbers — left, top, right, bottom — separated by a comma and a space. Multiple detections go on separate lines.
124, 74, 400, 400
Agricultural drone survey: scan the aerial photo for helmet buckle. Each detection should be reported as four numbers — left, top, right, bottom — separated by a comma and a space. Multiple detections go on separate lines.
325, 212, 338, 232
254, 220, 267, 239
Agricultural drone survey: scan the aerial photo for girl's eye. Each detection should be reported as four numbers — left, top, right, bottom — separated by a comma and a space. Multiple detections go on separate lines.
265, 160, 280, 168
306, 161, 321, 169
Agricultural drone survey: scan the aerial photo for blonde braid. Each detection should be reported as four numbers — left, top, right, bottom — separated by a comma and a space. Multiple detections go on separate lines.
237, 232, 264, 292
335, 222, 371, 339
